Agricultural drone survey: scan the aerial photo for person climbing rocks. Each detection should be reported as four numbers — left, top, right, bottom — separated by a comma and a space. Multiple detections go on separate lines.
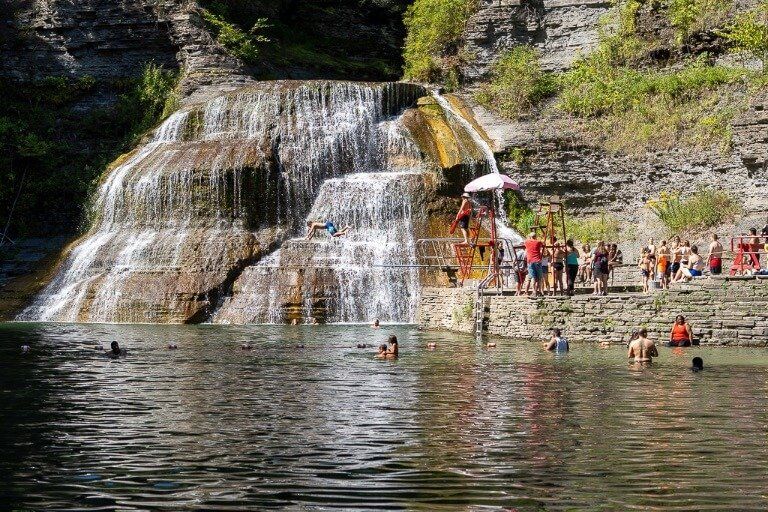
305, 220, 351, 239
451, 192, 473, 245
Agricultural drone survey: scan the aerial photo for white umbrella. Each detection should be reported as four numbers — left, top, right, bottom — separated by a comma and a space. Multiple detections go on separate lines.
464, 173, 520, 193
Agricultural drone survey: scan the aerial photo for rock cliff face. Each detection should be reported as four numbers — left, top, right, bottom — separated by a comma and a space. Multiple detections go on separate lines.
0, 0, 253, 104
462, 0, 609, 81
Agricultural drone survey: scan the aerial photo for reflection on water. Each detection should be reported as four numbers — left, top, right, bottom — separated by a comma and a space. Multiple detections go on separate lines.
2, 323, 768, 510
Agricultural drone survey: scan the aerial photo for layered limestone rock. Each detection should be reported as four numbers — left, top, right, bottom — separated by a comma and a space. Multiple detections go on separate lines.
462, 0, 610, 82
18, 81, 504, 324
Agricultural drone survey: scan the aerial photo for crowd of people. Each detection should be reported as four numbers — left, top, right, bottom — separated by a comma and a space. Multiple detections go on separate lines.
516, 232, 624, 297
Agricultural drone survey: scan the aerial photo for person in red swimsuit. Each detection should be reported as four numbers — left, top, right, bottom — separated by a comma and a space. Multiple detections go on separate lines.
668, 315, 693, 347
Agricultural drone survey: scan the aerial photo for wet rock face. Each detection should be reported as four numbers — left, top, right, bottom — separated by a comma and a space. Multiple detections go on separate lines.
462, 0, 610, 82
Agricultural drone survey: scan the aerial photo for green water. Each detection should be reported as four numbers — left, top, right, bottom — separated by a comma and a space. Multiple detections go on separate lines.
1, 322, 768, 511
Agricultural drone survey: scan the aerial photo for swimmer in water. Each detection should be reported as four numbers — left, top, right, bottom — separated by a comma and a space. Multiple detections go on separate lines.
20, 345, 30, 354
544, 328, 569, 352
167, 343, 178, 350
386, 335, 398, 358
241, 342, 253, 350
691, 356, 704, 372
372, 319, 380, 329
427, 342, 437, 349
627, 328, 658, 363
107, 341, 126, 358
375, 344, 388, 358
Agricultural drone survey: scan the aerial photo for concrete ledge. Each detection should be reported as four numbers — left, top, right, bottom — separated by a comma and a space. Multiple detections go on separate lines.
418, 279, 768, 346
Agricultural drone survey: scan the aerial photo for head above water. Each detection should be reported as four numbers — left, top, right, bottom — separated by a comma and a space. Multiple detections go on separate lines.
379, 344, 387, 352
639, 328, 648, 337
692, 356, 703, 371
110, 341, 120, 354
388, 335, 398, 345
373, 319, 380, 327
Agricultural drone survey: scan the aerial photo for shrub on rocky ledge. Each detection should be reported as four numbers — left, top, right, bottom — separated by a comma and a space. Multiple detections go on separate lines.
403, 0, 477, 85
476, 46, 558, 119
647, 188, 741, 233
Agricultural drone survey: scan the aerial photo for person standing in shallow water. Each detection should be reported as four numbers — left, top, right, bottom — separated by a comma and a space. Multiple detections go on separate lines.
386, 335, 398, 358
627, 328, 658, 363
544, 328, 569, 352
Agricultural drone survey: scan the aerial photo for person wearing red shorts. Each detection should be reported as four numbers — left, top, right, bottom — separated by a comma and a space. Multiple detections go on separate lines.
707, 233, 724, 275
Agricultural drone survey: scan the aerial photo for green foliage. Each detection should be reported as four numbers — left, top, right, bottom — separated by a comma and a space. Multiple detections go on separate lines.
0, 62, 179, 237
668, 0, 733, 43
565, 214, 621, 244
116, 63, 180, 144
718, 1, 768, 72
201, 9, 270, 65
646, 188, 741, 233
505, 190, 536, 234
402, 0, 477, 83
475, 46, 558, 119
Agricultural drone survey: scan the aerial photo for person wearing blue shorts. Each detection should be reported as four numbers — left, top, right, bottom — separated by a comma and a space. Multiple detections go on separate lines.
305, 220, 351, 239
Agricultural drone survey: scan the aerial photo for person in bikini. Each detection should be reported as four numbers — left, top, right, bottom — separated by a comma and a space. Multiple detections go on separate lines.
627, 328, 658, 363
638, 248, 652, 293
305, 220, 351, 239
551, 240, 566, 296
668, 315, 693, 347
671, 240, 691, 283
706, 233, 724, 275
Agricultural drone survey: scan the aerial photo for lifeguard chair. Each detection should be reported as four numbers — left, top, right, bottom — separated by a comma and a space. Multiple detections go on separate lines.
729, 236, 762, 275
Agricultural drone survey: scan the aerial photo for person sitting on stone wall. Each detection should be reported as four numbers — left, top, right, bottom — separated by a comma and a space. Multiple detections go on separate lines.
627, 328, 658, 363
674, 245, 704, 282
667, 315, 693, 347
305, 220, 351, 239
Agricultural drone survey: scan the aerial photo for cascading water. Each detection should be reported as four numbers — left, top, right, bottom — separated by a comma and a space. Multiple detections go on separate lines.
18, 81, 425, 323
19, 81, 514, 325
431, 92, 522, 245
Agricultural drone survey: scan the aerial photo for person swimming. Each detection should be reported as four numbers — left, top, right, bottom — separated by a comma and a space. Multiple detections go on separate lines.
375, 344, 388, 358
107, 341, 127, 358
241, 342, 253, 350
386, 335, 398, 357
372, 319, 380, 329
627, 328, 658, 363
167, 343, 178, 350
544, 328, 569, 352
691, 356, 704, 372
20, 345, 30, 354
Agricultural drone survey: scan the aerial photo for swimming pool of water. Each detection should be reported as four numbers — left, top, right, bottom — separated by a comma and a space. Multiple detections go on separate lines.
2, 322, 768, 510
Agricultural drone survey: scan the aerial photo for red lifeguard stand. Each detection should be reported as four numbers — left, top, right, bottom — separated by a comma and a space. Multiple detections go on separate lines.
729, 236, 762, 275
453, 205, 497, 286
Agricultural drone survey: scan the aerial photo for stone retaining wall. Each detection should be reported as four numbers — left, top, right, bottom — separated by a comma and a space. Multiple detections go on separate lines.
418, 278, 768, 346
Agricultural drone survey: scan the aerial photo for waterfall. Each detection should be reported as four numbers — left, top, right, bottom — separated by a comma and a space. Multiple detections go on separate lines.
431, 92, 522, 245
18, 81, 425, 323
18, 81, 512, 325
212, 171, 423, 324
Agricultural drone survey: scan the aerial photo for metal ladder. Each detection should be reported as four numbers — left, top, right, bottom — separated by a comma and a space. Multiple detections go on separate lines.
474, 273, 496, 338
